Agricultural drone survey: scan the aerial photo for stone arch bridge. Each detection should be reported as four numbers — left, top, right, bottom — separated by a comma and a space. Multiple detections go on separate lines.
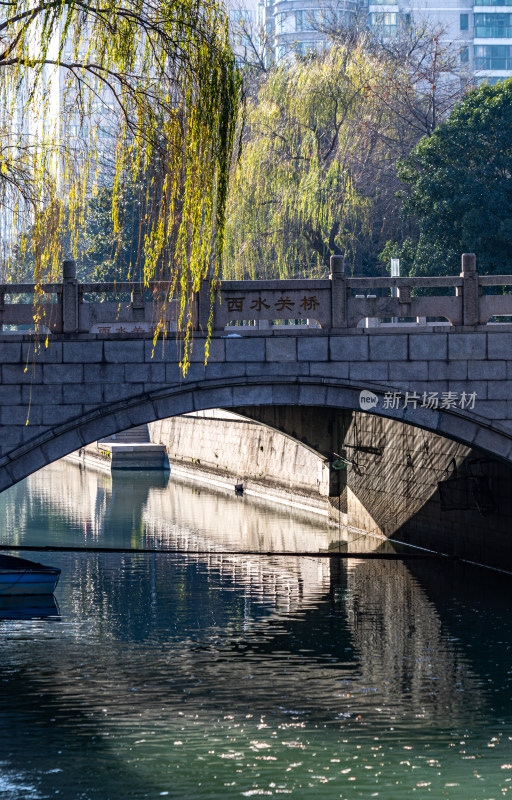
1, 255, 512, 568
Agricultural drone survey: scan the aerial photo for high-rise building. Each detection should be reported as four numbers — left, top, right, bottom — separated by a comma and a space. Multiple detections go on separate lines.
256, 0, 512, 83
257, 0, 365, 62
369, 0, 512, 85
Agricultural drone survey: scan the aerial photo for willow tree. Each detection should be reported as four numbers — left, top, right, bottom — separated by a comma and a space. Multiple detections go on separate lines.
223, 43, 398, 279
0, 0, 241, 363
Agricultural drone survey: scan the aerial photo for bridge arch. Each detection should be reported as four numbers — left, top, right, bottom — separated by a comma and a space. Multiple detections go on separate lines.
1, 375, 511, 493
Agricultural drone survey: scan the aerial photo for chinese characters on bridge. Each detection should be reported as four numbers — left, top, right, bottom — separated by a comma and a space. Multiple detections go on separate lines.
96, 325, 157, 334
226, 296, 320, 313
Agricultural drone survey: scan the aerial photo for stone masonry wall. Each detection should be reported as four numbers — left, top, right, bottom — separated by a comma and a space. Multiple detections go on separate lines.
149, 410, 332, 511
150, 409, 512, 569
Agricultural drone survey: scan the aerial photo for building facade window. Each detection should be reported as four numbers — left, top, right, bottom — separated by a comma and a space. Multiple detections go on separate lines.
295, 40, 317, 55
295, 9, 320, 30
474, 13, 512, 37
460, 13, 469, 30
475, 0, 512, 6
475, 43, 512, 69
369, 11, 397, 32
461, 45, 469, 63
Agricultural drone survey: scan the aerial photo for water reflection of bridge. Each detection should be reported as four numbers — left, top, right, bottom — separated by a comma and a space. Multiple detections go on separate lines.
0, 459, 497, 725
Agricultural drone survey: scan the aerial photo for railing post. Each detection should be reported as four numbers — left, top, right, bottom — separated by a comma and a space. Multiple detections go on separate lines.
460, 253, 479, 326
62, 258, 78, 333
330, 254, 347, 329
130, 288, 145, 322
398, 284, 411, 318
196, 279, 211, 332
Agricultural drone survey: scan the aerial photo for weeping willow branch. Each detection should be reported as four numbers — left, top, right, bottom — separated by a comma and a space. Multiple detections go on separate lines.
0, 0, 242, 371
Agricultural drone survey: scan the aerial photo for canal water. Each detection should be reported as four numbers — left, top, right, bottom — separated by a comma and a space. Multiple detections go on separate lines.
0, 461, 511, 800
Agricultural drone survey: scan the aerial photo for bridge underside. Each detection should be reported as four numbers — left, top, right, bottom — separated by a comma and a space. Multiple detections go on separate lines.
0, 330, 511, 570
229, 404, 512, 569
1, 373, 511, 491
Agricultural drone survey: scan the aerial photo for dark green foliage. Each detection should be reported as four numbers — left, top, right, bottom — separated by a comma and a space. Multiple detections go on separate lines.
396, 79, 512, 275
76, 181, 145, 284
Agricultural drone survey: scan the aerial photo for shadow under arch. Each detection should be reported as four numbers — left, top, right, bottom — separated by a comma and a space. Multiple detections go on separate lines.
1, 376, 512, 492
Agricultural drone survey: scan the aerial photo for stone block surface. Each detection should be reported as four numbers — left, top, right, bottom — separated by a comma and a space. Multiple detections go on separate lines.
473, 426, 512, 459
468, 360, 506, 380
437, 413, 478, 446
41, 430, 85, 463
299, 384, 327, 407
23, 385, 63, 405
145, 340, 182, 362
43, 405, 82, 425
123, 402, 155, 429
153, 392, 196, 420
349, 362, 389, 382
0, 386, 22, 405
266, 338, 297, 362
20, 424, 47, 443
2, 364, 43, 383
271, 385, 300, 405
409, 333, 448, 361
370, 335, 407, 361
63, 384, 103, 404
488, 381, 512, 400
205, 362, 246, 381
330, 336, 368, 361
427, 360, 467, 380
102, 383, 144, 404
165, 363, 205, 384
402, 404, 441, 431
404, 381, 449, 397
310, 362, 349, 379
232, 384, 273, 406
487, 332, 512, 360
0, 343, 22, 363
190, 338, 225, 363
226, 338, 265, 362
325, 385, 359, 409
297, 338, 328, 362
8, 449, 50, 484
448, 381, 487, 400
84, 364, 125, 384
104, 341, 144, 363
63, 341, 103, 363
246, 362, 309, 377
22, 342, 62, 363
389, 361, 428, 382
448, 333, 486, 359
195, 386, 235, 410
79, 414, 121, 447
471, 400, 508, 419
43, 364, 83, 384
124, 363, 166, 384
0, 426, 32, 447
1, 405, 42, 425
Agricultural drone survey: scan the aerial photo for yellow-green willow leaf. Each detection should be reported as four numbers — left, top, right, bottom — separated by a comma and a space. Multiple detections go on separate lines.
0, 0, 241, 373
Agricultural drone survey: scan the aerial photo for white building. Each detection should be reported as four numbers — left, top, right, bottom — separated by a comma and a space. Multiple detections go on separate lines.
256, 0, 512, 83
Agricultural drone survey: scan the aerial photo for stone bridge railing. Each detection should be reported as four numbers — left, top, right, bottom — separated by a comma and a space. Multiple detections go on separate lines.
1, 253, 512, 335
